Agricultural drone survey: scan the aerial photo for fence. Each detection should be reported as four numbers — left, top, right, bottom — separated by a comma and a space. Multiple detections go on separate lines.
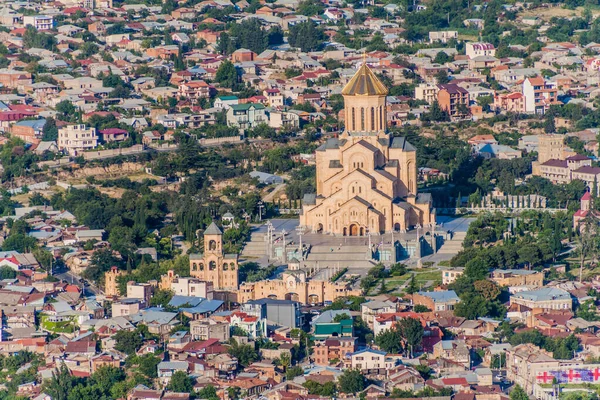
82, 144, 145, 160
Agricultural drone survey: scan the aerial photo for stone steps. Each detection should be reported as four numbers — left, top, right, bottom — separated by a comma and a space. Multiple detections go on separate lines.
436, 232, 466, 254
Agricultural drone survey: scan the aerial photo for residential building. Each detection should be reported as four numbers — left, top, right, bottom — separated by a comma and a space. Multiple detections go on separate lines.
414, 83, 439, 104
127, 282, 153, 307
442, 268, 464, 285
23, 15, 54, 31
0, 69, 32, 90
57, 124, 98, 156
465, 42, 496, 59
413, 290, 460, 311
538, 134, 570, 164
433, 340, 471, 367
178, 80, 212, 100
169, 277, 213, 298
241, 298, 303, 329
522, 76, 559, 114
361, 300, 397, 328
189, 319, 230, 341
429, 31, 458, 43
313, 337, 356, 366
226, 103, 268, 130
506, 343, 560, 395
494, 92, 526, 113
491, 269, 544, 289
311, 309, 353, 340
99, 128, 129, 143
11, 119, 46, 144
349, 348, 389, 373
510, 287, 573, 311
437, 84, 469, 119
228, 311, 267, 338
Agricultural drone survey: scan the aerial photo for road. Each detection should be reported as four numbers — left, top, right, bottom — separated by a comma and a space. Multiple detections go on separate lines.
55, 269, 100, 297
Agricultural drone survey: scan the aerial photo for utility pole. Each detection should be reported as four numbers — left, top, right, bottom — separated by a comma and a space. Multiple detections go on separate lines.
296, 225, 304, 260
258, 201, 264, 221
282, 229, 287, 263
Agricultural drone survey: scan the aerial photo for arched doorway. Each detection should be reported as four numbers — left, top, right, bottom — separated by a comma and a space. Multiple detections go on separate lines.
267, 294, 278, 299
308, 294, 319, 305
317, 223, 323, 233
343, 227, 347, 236
360, 227, 364, 236
285, 293, 300, 302
349, 224, 359, 236
394, 223, 400, 231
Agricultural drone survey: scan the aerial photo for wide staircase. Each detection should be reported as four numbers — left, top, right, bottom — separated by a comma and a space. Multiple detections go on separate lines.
436, 231, 467, 255
240, 231, 268, 259
303, 245, 377, 269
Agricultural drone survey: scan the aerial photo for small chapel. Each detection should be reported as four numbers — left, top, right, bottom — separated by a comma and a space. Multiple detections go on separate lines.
299, 62, 435, 235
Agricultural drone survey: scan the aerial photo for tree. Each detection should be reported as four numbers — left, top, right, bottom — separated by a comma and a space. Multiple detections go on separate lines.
228, 338, 259, 367
43, 363, 74, 400
405, 274, 418, 294
136, 354, 161, 379
398, 317, 424, 357
510, 385, 529, 400
42, 117, 58, 141
286, 365, 304, 380
454, 292, 489, 319
113, 330, 143, 355
55, 100, 76, 119
215, 60, 239, 91
544, 115, 556, 133
375, 323, 403, 353
435, 70, 450, 84
150, 288, 173, 307
338, 369, 366, 394
288, 21, 325, 52
197, 385, 219, 400
413, 304, 430, 313
168, 371, 193, 393
279, 352, 291, 372
0, 266, 16, 280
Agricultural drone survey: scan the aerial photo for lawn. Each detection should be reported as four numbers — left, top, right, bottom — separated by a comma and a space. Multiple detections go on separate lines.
384, 268, 443, 292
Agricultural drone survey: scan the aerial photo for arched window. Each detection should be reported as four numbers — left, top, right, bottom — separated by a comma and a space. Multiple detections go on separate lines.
370, 107, 375, 131
352, 186, 355, 194
361, 108, 365, 130
192, 263, 197, 271
351, 108, 356, 131
209, 261, 216, 270
223, 263, 229, 271
380, 106, 384, 130
209, 240, 217, 251
231, 263, 236, 270
199, 263, 204, 271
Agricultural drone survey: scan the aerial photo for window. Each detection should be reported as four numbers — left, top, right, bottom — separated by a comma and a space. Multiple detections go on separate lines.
209, 240, 217, 251
223, 263, 229, 270
209, 261, 216, 270
361, 108, 365, 130
199, 263, 204, 271
380, 107, 383, 130
370, 107, 375, 131
192, 263, 197, 271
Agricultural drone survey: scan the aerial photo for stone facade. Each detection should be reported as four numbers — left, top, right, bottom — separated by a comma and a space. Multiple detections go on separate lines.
189, 222, 239, 291
300, 63, 434, 235
104, 266, 124, 297
237, 270, 361, 305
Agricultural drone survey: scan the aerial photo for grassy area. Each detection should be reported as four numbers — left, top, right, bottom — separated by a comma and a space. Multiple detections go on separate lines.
385, 268, 443, 292
40, 315, 75, 333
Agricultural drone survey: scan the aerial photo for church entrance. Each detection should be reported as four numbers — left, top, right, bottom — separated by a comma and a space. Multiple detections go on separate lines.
349, 224, 359, 236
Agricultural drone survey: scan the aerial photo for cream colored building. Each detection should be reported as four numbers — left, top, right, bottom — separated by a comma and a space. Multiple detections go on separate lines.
237, 269, 361, 305
170, 276, 214, 298
58, 124, 98, 156
190, 318, 230, 341
510, 287, 572, 311
300, 63, 434, 235
189, 222, 239, 291
414, 83, 439, 104
537, 134, 575, 164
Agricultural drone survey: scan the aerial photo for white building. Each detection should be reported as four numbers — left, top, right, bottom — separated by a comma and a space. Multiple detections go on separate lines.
23, 15, 54, 31
465, 43, 496, 59
170, 277, 213, 298
58, 124, 98, 156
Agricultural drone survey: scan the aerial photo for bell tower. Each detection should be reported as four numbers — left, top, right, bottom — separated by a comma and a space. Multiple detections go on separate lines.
204, 222, 223, 254
341, 61, 388, 137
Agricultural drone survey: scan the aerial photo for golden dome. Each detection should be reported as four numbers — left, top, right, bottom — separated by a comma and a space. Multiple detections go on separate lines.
341, 63, 388, 96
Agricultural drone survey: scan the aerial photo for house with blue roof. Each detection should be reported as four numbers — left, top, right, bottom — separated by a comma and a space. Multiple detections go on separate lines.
413, 290, 460, 312
12, 118, 46, 143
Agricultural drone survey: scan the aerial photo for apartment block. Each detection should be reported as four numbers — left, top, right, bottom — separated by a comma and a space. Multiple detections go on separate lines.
58, 124, 98, 156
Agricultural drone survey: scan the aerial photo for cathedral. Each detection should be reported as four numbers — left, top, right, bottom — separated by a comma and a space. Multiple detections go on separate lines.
300, 62, 435, 235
